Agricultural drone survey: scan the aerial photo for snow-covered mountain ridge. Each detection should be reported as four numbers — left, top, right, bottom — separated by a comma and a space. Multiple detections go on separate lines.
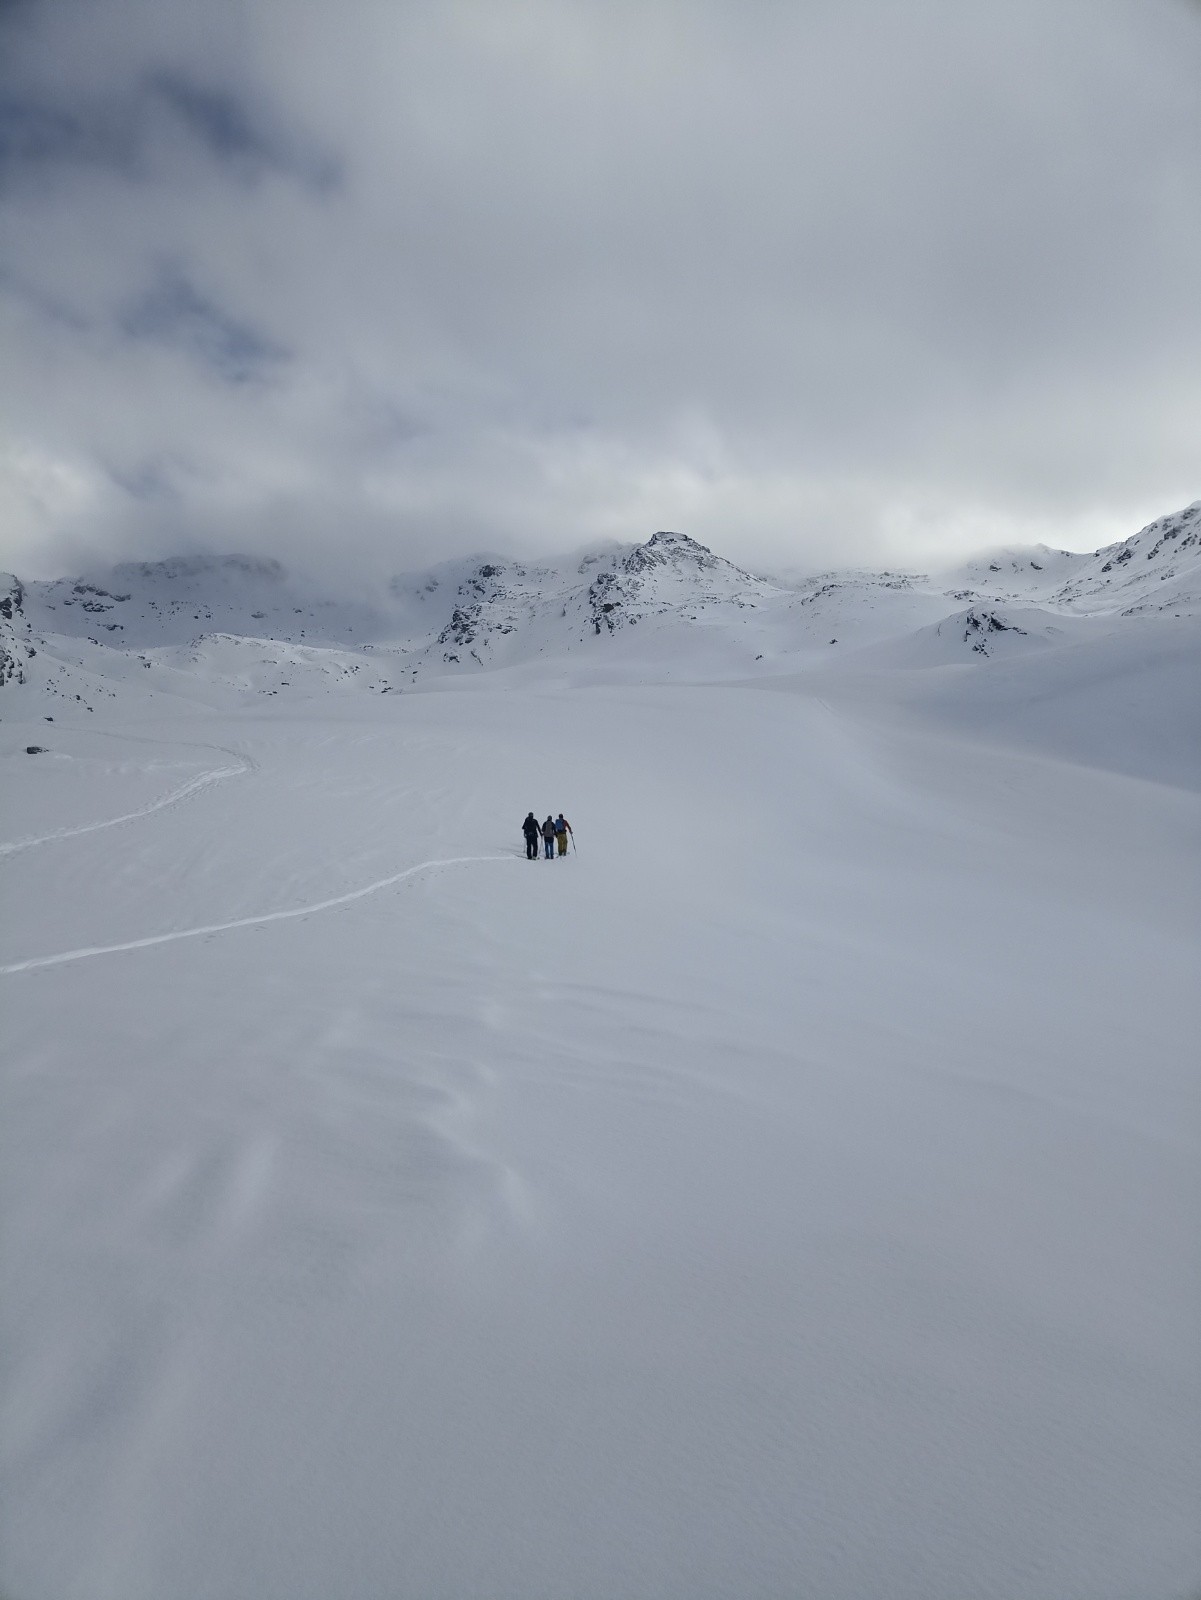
945, 500, 1201, 615
2, 505, 1198, 711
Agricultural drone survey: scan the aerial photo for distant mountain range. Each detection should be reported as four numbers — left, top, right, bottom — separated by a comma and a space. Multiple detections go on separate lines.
2, 503, 1198, 713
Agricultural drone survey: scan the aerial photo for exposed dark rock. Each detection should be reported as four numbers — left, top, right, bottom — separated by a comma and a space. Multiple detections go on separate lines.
439, 606, 479, 647
1, 575, 31, 686
962, 608, 1027, 654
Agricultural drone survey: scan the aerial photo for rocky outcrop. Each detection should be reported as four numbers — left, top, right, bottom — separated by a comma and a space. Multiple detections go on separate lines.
962, 608, 1027, 655
0, 574, 34, 688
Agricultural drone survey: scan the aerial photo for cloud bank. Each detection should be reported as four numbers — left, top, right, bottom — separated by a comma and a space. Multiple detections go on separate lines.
2, 0, 1199, 583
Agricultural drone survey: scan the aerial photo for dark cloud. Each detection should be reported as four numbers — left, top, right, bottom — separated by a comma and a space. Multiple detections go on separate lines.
1, 0, 1199, 583
151, 71, 284, 175
119, 265, 289, 383
0, 93, 141, 184
0, 65, 339, 194
148, 70, 341, 191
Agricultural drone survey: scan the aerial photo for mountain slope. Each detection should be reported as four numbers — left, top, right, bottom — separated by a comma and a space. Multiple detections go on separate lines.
945, 501, 1201, 615
2, 506, 1199, 715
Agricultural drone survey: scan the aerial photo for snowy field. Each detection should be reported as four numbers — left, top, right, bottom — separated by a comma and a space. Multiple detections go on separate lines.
2, 642, 1199, 1598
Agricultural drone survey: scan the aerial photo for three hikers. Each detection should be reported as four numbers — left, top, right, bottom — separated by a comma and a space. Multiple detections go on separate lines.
523, 811, 573, 859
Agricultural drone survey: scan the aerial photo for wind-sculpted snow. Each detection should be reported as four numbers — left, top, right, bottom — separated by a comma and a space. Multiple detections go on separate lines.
0, 751, 250, 859
1, 677, 1197, 1599
0, 852, 509, 974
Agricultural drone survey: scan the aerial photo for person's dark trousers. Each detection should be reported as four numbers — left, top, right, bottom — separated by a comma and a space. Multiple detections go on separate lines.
544, 838, 554, 858
526, 837, 538, 859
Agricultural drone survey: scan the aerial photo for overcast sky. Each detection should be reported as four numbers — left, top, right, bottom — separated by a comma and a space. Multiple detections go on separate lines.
1, 0, 1199, 584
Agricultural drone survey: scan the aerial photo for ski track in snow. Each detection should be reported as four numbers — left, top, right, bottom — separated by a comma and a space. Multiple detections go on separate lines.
0, 746, 255, 859
0, 854, 512, 975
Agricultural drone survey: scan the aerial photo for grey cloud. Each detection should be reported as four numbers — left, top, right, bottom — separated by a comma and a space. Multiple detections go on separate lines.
0, 0, 1198, 585
0, 261, 92, 331
148, 70, 342, 191
0, 93, 142, 185
105, 457, 185, 505
0, 10, 339, 196
119, 265, 290, 383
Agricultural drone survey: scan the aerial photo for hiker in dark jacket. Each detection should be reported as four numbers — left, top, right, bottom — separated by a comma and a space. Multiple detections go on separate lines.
541, 815, 556, 859
522, 812, 540, 860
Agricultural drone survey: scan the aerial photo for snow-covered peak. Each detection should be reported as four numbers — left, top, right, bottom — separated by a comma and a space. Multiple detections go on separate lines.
1104, 500, 1201, 561
944, 502, 1201, 616
946, 544, 1084, 593
1065, 501, 1201, 614
623, 529, 723, 572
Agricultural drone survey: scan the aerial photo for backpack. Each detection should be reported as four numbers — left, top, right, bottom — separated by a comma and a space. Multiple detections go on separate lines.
553, 817, 566, 834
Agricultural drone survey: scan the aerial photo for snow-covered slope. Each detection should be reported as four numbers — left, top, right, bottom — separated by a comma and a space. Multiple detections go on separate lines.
945, 500, 1201, 616
2, 667, 1197, 1600
24, 554, 396, 649
876, 603, 1071, 664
